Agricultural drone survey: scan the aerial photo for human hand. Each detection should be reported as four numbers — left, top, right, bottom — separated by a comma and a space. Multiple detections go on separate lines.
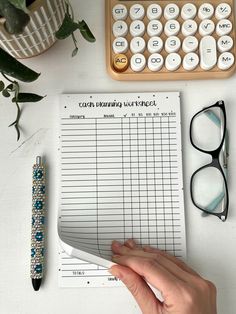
109, 240, 217, 314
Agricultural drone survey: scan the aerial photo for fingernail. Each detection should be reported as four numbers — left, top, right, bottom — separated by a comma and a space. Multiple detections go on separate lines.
112, 254, 121, 262
125, 239, 136, 248
108, 266, 122, 279
112, 240, 122, 249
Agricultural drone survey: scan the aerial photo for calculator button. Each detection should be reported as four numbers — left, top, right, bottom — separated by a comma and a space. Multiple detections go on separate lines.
147, 4, 162, 20
165, 36, 181, 53
113, 37, 128, 54
130, 4, 145, 20
216, 19, 232, 36
164, 4, 180, 20
217, 35, 233, 52
130, 20, 145, 37
199, 19, 215, 36
199, 36, 217, 70
113, 21, 128, 37
130, 53, 146, 72
198, 3, 214, 20
165, 53, 181, 71
148, 36, 163, 53
113, 54, 129, 72
217, 52, 235, 70
183, 52, 199, 70
215, 3, 231, 20
164, 20, 180, 36
130, 37, 146, 54
147, 20, 163, 37
182, 19, 197, 36
182, 36, 198, 53
112, 4, 128, 21
148, 53, 164, 71
181, 3, 197, 20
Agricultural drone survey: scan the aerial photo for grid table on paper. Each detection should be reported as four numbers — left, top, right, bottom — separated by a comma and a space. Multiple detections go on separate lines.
60, 116, 183, 256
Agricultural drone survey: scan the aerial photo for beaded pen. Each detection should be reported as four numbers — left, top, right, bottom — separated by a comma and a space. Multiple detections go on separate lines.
31, 156, 46, 291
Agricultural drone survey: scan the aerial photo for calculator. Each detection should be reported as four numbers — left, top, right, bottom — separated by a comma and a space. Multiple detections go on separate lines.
105, 0, 236, 80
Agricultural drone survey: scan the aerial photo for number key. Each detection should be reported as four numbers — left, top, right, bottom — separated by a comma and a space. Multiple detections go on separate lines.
148, 36, 163, 53
130, 53, 146, 72
164, 4, 180, 20
147, 20, 163, 37
147, 4, 162, 20
165, 36, 181, 53
164, 20, 180, 36
148, 53, 164, 71
130, 20, 145, 37
130, 4, 145, 20
130, 37, 146, 54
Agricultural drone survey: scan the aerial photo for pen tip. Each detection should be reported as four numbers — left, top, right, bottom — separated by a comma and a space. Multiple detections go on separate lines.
36, 156, 42, 165
32, 278, 42, 291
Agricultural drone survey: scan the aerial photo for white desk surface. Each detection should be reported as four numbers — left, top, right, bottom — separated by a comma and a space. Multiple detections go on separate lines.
0, 1, 236, 313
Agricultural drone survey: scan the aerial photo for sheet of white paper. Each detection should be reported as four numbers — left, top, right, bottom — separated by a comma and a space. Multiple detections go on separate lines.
58, 92, 186, 287
58, 248, 122, 287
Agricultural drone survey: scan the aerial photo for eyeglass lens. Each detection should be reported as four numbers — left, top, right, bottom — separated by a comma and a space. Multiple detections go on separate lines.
191, 107, 225, 152
191, 166, 226, 214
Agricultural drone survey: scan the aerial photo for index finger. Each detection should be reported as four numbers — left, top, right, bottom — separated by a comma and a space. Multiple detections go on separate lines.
112, 254, 182, 299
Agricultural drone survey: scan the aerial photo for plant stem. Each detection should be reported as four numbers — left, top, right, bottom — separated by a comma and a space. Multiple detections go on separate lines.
63, 0, 78, 55
14, 101, 21, 141
1, 72, 14, 83
71, 32, 78, 49
1, 72, 21, 140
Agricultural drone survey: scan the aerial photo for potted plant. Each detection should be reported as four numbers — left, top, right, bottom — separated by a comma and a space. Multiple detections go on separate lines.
0, 0, 95, 140
0, 0, 67, 58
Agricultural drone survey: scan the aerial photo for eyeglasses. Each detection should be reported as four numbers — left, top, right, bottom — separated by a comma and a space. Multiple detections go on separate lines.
190, 101, 229, 222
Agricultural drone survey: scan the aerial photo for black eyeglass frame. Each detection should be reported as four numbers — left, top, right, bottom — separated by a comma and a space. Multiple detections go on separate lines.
189, 101, 229, 221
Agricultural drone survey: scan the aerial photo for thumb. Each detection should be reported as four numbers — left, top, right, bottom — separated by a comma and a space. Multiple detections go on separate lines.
109, 265, 162, 314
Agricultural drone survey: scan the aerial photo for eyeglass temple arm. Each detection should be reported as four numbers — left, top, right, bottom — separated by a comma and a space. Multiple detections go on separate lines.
202, 110, 228, 217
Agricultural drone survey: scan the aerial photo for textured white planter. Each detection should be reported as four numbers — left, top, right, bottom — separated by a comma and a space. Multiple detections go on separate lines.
0, 0, 66, 59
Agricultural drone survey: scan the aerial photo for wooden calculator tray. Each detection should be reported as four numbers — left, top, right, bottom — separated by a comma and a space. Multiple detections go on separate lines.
105, 0, 236, 80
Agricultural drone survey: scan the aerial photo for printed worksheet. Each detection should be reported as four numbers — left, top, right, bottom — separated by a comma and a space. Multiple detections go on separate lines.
58, 92, 186, 287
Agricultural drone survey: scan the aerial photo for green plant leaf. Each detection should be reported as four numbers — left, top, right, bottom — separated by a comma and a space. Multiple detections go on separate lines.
55, 13, 79, 39
78, 20, 96, 43
2, 89, 10, 97
0, 47, 40, 82
0, 81, 5, 92
8, 0, 28, 13
6, 83, 15, 92
0, 1, 30, 34
15, 124, 20, 141
12, 93, 45, 103
8, 120, 17, 127
72, 47, 78, 57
